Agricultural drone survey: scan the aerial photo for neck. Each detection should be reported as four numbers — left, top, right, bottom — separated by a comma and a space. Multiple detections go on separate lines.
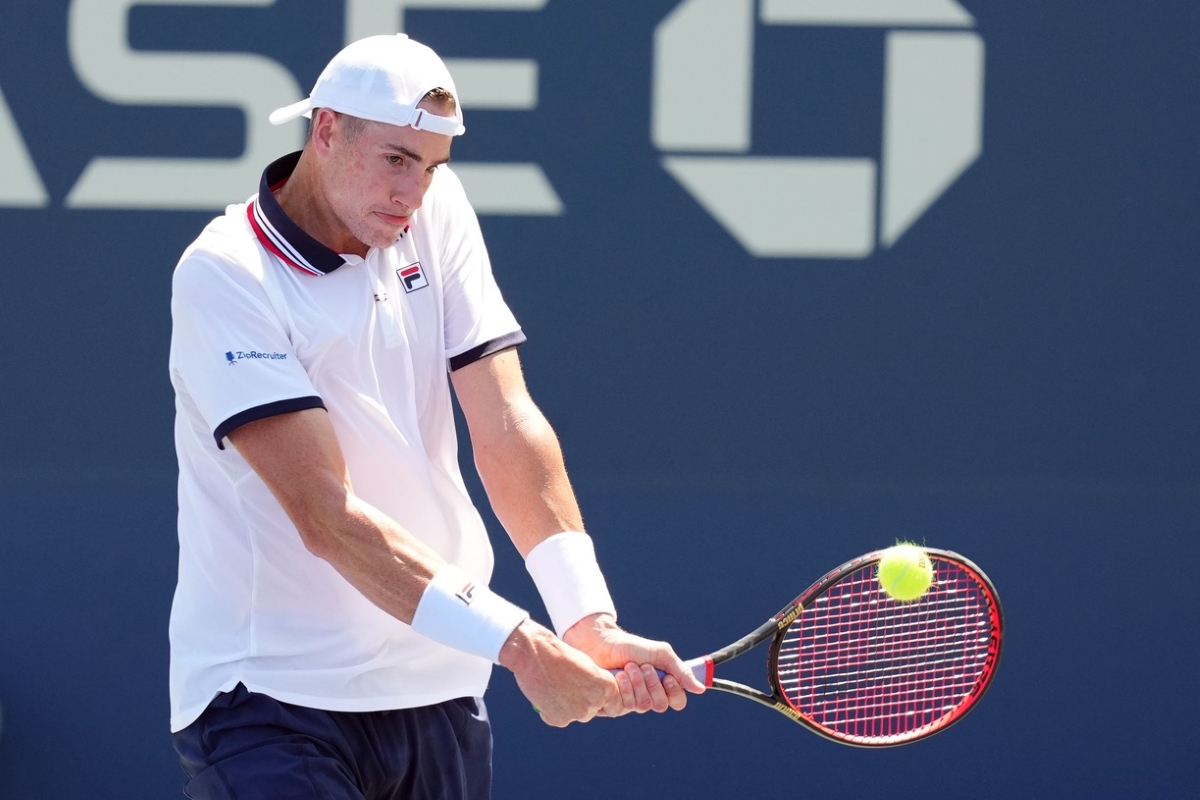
273, 149, 369, 258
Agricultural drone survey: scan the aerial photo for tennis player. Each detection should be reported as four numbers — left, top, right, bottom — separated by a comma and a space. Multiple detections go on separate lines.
167, 33, 703, 798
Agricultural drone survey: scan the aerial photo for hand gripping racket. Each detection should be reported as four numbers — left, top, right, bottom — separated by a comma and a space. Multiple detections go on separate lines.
668, 548, 1003, 746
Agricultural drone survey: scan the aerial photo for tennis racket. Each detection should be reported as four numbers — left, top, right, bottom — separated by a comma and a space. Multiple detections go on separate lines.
667, 547, 1003, 747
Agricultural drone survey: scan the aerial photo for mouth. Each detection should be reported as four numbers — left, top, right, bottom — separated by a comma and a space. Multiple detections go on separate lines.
375, 211, 410, 227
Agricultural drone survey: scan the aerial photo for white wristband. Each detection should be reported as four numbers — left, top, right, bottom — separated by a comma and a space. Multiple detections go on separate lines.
525, 531, 617, 638
410, 564, 529, 664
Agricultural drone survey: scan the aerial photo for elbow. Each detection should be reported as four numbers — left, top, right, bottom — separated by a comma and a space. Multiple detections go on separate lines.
295, 520, 338, 561
475, 405, 554, 466
283, 482, 354, 561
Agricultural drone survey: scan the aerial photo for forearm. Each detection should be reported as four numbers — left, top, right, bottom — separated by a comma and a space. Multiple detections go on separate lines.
449, 353, 701, 716
293, 479, 529, 663
229, 408, 453, 626
471, 397, 584, 556
465, 396, 621, 638
298, 488, 442, 624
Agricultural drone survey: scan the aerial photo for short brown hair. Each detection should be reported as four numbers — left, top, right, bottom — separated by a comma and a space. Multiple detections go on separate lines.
335, 112, 369, 142
424, 87, 457, 114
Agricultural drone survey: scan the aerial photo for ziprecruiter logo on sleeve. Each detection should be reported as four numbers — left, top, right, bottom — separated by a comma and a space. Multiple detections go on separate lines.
225, 350, 289, 365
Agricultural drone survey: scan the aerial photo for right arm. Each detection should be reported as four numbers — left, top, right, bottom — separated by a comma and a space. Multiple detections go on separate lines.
228, 405, 435, 621
226, 406, 621, 726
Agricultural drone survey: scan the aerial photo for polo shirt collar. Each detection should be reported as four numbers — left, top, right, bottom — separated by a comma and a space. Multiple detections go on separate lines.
247, 151, 349, 276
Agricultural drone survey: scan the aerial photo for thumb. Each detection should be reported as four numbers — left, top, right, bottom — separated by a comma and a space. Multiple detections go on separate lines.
667, 657, 708, 693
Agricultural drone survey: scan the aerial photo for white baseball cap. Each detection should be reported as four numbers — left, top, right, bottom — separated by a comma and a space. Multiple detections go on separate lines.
269, 34, 465, 136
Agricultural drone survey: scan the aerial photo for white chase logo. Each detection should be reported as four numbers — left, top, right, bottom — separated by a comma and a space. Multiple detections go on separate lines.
0, 0, 563, 217
0, 0, 987, 262
652, 0, 985, 258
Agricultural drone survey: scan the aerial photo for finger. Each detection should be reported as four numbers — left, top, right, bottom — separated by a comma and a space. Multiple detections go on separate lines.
639, 663, 671, 713
650, 648, 705, 694
625, 662, 653, 713
662, 672, 688, 711
612, 666, 636, 715
673, 660, 707, 694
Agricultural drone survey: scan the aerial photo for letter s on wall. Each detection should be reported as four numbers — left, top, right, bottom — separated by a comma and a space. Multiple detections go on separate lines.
66, 0, 304, 211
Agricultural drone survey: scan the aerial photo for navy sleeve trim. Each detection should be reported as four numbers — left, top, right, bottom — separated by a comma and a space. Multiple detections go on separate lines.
448, 330, 528, 372
213, 396, 326, 450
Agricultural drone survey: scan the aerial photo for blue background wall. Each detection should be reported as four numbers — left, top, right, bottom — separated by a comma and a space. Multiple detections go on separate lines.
1, 1, 1197, 797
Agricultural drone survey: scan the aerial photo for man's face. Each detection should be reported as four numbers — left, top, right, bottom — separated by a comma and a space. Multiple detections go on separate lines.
321, 103, 454, 252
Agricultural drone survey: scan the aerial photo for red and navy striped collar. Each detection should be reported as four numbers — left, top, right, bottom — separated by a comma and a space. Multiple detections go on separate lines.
246, 152, 349, 276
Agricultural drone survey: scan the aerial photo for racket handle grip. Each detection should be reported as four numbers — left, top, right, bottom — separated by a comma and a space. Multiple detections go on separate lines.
609, 657, 711, 686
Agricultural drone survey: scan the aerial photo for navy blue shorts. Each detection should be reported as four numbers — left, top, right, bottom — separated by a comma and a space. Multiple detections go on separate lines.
173, 684, 492, 800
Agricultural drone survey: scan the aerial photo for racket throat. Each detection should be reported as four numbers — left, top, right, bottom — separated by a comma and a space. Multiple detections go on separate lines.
683, 656, 714, 687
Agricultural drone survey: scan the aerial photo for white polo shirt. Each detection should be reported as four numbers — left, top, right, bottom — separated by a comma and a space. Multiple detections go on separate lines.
167, 152, 526, 732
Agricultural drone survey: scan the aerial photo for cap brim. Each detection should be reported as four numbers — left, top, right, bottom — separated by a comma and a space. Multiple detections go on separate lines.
269, 98, 314, 126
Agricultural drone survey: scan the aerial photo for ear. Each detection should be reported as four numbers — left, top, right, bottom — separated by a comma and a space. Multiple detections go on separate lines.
310, 108, 340, 156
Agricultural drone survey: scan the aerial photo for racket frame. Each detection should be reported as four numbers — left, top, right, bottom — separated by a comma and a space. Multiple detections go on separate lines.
695, 548, 1004, 747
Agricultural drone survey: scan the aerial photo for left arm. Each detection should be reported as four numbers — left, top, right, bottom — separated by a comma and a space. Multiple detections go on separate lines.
451, 348, 704, 713
451, 348, 583, 558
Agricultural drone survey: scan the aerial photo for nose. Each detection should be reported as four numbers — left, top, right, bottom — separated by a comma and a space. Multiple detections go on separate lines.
391, 170, 429, 213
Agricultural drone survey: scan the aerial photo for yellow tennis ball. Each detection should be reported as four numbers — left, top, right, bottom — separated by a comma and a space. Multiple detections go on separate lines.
877, 544, 934, 602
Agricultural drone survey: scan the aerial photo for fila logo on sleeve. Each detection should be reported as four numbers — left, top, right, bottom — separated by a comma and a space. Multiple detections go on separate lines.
399, 262, 428, 293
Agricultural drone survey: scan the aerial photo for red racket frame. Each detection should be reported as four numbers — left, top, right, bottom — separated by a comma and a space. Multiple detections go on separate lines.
697, 548, 1003, 747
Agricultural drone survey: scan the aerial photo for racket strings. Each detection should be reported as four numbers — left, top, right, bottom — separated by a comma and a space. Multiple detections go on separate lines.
775, 560, 995, 743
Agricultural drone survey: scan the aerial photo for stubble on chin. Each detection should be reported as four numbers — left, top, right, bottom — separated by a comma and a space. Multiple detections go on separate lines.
347, 215, 404, 251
